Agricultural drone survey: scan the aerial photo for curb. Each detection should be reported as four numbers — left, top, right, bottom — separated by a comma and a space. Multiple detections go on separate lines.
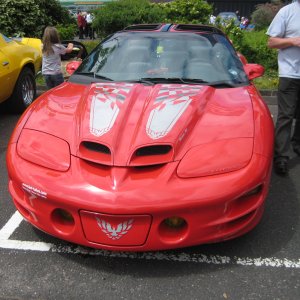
259, 90, 278, 97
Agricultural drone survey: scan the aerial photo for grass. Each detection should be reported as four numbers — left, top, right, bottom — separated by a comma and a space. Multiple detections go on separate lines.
253, 71, 279, 90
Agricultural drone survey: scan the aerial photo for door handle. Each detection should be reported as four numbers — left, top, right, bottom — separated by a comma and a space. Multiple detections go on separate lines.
2, 61, 9, 66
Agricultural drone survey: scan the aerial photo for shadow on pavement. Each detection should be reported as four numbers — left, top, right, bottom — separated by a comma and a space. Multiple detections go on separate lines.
31, 164, 300, 277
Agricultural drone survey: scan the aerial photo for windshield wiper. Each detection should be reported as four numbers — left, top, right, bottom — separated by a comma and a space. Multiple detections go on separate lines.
207, 80, 245, 88
75, 72, 114, 81
140, 77, 208, 84
123, 79, 155, 85
140, 78, 246, 88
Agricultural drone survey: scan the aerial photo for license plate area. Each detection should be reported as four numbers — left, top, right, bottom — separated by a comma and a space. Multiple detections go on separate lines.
80, 210, 152, 246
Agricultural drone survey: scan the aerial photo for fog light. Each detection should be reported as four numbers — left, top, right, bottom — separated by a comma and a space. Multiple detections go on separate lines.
164, 216, 186, 228
51, 208, 75, 235
54, 209, 74, 224
158, 216, 188, 244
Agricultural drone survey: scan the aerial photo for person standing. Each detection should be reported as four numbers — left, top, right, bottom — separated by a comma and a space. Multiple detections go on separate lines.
77, 11, 85, 39
42, 26, 73, 89
267, 0, 300, 175
86, 11, 93, 39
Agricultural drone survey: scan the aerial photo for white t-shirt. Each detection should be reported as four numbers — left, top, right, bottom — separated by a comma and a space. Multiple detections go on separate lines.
42, 44, 67, 75
267, 1, 300, 78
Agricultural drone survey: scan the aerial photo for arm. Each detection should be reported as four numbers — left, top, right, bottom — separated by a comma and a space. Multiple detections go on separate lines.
65, 43, 74, 54
268, 36, 300, 49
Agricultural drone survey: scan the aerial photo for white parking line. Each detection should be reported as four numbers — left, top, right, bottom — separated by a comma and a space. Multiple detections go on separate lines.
0, 210, 23, 240
0, 211, 299, 269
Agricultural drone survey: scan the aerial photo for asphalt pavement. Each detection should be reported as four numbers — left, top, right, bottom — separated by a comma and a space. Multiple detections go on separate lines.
0, 97, 299, 300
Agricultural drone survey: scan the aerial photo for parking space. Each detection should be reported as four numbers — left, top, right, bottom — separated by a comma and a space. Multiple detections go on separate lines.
0, 103, 299, 299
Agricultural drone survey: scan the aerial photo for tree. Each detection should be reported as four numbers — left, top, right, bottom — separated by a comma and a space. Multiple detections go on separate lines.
0, 0, 74, 38
251, 0, 284, 30
93, 0, 166, 36
159, 0, 213, 24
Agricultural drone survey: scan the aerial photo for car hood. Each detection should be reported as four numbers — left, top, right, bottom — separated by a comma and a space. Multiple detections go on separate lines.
25, 82, 254, 166
17, 37, 42, 54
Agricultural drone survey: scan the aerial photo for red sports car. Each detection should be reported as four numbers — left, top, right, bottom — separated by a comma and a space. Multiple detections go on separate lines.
6, 24, 274, 251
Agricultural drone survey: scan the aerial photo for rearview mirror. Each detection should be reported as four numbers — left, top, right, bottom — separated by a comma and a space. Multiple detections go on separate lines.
244, 63, 264, 80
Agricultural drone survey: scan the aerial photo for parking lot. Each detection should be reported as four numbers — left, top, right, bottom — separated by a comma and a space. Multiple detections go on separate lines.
0, 101, 299, 300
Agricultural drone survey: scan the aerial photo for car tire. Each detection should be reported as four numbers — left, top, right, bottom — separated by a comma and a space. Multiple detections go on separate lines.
9, 67, 36, 113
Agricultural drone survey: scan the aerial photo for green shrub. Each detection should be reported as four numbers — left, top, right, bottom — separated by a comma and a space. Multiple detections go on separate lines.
158, 0, 213, 24
215, 18, 244, 51
0, 0, 74, 38
57, 24, 77, 40
251, 0, 283, 31
82, 40, 100, 54
93, 0, 165, 36
239, 30, 278, 70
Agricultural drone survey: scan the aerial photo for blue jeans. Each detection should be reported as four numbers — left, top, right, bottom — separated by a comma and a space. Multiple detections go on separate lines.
44, 73, 64, 89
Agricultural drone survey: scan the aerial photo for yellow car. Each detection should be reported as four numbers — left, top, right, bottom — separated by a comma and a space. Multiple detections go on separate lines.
0, 33, 42, 113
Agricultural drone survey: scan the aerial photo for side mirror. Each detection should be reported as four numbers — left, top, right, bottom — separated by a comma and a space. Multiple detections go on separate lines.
244, 63, 264, 80
237, 52, 248, 65
66, 61, 82, 75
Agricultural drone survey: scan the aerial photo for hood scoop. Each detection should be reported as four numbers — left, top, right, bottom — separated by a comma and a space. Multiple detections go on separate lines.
76, 83, 213, 167
130, 145, 173, 166
79, 141, 112, 165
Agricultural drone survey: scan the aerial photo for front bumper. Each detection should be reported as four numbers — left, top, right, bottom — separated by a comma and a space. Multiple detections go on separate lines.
7, 143, 272, 251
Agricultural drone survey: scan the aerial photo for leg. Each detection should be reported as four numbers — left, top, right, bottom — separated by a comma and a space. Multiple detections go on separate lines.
291, 93, 300, 153
52, 73, 64, 87
79, 26, 83, 39
44, 75, 55, 89
274, 77, 300, 173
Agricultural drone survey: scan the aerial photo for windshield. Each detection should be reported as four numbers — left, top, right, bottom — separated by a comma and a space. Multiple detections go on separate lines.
71, 32, 248, 86
218, 13, 238, 19
0, 33, 12, 43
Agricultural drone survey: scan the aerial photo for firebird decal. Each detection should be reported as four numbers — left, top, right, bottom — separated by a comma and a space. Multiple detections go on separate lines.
146, 85, 202, 139
90, 83, 133, 137
96, 217, 134, 240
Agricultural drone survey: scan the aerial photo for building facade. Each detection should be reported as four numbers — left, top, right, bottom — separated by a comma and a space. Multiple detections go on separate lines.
59, 0, 111, 11
208, 1, 292, 18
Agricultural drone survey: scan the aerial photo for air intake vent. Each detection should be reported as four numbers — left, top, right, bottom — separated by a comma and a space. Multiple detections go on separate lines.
82, 141, 111, 154
79, 141, 112, 165
174, 24, 224, 35
130, 145, 173, 166
124, 24, 162, 31
136, 145, 172, 156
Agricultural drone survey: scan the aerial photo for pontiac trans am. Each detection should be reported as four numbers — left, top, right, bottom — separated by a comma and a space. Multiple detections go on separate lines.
6, 24, 274, 251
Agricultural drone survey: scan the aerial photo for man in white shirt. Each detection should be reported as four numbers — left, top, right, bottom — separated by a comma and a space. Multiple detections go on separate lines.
267, 0, 300, 175
86, 12, 94, 39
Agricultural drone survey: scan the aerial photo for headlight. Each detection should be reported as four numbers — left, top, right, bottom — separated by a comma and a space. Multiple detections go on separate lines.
17, 129, 70, 171
177, 138, 253, 178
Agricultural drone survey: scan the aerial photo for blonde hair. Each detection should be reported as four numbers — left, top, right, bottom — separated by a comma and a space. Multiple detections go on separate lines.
42, 26, 61, 56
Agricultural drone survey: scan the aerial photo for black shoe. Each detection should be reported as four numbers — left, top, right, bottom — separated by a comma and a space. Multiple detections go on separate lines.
274, 160, 288, 175
293, 145, 300, 156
